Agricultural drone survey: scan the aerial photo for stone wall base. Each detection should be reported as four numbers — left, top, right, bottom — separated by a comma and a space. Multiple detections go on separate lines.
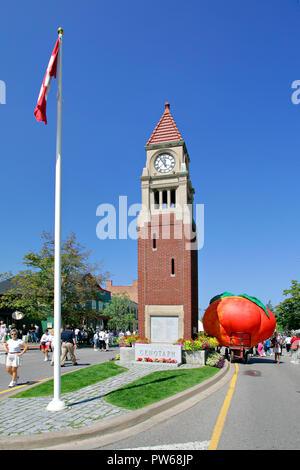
119, 347, 135, 364
182, 349, 208, 366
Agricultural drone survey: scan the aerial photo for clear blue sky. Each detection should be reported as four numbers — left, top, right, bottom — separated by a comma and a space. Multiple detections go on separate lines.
0, 0, 300, 312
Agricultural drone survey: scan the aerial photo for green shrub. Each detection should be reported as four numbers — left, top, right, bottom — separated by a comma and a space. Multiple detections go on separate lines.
206, 351, 222, 367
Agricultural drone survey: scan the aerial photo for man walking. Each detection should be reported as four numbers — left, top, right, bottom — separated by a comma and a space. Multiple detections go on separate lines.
60, 325, 78, 366
98, 328, 106, 351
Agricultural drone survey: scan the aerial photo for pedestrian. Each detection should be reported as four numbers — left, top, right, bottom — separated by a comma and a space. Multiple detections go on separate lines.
3, 328, 28, 387
40, 329, 52, 362
273, 332, 283, 364
98, 328, 105, 351
7, 325, 13, 340
74, 327, 80, 344
49, 333, 55, 365
20, 324, 28, 343
29, 324, 37, 343
60, 325, 78, 366
104, 330, 110, 351
0, 322, 7, 342
257, 342, 264, 357
265, 337, 272, 356
109, 329, 114, 346
284, 335, 292, 356
34, 324, 40, 341
93, 329, 99, 351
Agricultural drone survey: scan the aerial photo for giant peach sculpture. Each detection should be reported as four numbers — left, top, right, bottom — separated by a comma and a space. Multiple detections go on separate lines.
203, 292, 276, 347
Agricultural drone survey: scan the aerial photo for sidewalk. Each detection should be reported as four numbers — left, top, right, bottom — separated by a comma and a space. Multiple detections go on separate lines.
0, 359, 232, 450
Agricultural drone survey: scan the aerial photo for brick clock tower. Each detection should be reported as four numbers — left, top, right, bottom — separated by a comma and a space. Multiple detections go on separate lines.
138, 103, 198, 343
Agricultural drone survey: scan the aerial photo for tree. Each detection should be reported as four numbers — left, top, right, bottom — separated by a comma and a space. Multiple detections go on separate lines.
266, 300, 275, 313
103, 292, 136, 332
275, 280, 300, 331
0, 232, 110, 324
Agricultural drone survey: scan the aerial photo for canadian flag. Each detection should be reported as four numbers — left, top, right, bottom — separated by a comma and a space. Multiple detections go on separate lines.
34, 38, 59, 124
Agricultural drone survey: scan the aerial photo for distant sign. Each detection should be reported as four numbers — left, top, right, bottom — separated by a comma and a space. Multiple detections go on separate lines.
12, 311, 24, 320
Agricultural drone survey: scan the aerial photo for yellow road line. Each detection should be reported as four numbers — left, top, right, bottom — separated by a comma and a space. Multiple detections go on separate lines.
0, 377, 51, 395
208, 363, 239, 450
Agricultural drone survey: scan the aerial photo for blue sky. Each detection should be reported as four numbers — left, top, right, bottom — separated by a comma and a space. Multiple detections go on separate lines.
0, 0, 300, 313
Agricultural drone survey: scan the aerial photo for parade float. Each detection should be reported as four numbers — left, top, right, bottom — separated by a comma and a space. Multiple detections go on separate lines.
203, 292, 276, 363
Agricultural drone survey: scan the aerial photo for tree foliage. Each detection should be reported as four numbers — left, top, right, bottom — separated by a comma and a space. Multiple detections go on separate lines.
266, 300, 275, 313
275, 280, 300, 331
103, 292, 136, 332
0, 232, 110, 324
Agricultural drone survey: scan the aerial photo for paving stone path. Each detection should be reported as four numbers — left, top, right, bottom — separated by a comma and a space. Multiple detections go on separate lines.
0, 363, 195, 436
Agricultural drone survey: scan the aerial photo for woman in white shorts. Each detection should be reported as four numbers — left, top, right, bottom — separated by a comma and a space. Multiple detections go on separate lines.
104, 330, 110, 351
4, 329, 28, 388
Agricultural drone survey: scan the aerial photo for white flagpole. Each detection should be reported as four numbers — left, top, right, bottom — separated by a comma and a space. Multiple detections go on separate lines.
47, 27, 66, 412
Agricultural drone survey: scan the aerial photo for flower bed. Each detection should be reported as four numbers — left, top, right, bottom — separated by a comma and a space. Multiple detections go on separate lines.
137, 357, 177, 364
174, 333, 219, 351
174, 333, 220, 365
206, 351, 224, 368
118, 334, 150, 347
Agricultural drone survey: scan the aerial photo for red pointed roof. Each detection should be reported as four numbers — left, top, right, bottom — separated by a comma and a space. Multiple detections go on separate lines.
146, 102, 184, 146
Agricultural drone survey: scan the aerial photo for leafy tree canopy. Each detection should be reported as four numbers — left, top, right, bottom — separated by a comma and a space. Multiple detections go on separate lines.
0, 232, 110, 325
275, 280, 300, 331
103, 292, 136, 332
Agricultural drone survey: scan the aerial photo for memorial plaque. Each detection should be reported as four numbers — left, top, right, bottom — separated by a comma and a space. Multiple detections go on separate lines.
150, 316, 178, 343
135, 343, 182, 364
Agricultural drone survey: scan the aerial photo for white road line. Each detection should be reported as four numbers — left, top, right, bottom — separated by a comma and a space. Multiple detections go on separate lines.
124, 441, 210, 450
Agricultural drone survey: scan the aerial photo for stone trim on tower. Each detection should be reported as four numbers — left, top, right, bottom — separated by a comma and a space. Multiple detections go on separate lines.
138, 103, 199, 342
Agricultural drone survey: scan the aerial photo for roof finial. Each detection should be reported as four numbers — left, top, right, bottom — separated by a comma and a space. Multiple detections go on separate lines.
164, 102, 170, 111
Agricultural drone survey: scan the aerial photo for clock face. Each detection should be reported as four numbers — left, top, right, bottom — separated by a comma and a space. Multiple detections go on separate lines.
154, 154, 175, 174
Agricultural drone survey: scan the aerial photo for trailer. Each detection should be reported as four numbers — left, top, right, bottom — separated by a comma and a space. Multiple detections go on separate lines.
227, 332, 252, 364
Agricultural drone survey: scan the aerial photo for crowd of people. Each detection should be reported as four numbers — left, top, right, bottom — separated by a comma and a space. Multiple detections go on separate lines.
0, 321, 40, 343
0, 321, 133, 387
2, 318, 299, 389
254, 331, 300, 364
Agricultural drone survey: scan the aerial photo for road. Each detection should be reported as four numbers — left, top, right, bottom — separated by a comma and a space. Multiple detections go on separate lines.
1, 347, 299, 450
97, 352, 300, 451
0, 345, 119, 393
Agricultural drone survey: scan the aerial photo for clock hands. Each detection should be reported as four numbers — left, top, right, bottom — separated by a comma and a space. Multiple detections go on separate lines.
154, 154, 175, 173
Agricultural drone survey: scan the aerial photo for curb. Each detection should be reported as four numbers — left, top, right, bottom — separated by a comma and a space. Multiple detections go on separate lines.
0, 361, 233, 450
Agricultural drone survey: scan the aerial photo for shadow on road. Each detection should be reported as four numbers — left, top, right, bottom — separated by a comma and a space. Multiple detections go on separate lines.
231, 356, 289, 365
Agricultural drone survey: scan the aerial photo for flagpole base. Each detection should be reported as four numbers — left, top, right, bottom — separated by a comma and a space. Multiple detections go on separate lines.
46, 398, 66, 412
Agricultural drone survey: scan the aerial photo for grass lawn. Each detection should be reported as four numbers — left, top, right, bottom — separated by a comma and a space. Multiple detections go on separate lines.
104, 366, 219, 410
11, 362, 128, 398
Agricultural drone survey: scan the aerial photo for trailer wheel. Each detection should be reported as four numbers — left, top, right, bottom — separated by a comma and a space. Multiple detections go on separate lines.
244, 352, 250, 364
225, 348, 229, 360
